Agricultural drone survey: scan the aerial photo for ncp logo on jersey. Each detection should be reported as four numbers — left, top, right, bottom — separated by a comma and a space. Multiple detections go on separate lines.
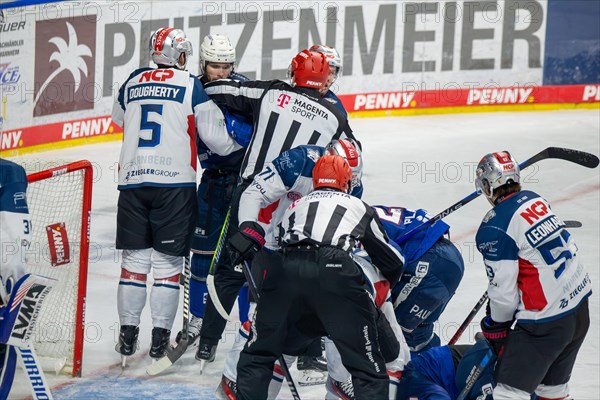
33, 17, 96, 117
277, 93, 291, 108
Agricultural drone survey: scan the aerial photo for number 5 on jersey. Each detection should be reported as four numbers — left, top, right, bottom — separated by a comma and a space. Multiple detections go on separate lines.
139, 104, 163, 147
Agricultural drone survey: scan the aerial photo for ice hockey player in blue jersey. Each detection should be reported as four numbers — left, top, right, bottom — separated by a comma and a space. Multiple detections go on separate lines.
372, 206, 465, 355
474, 151, 590, 400
397, 337, 496, 400
178, 33, 255, 351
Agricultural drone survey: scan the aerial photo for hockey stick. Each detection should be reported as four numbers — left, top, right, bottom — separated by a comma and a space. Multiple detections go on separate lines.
397, 147, 599, 244
564, 220, 583, 228
16, 346, 54, 400
206, 208, 235, 322
242, 261, 302, 400
448, 292, 488, 346
146, 255, 191, 376
456, 346, 495, 400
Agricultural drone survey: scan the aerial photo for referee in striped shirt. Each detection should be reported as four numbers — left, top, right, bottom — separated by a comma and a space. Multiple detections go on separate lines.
236, 155, 404, 400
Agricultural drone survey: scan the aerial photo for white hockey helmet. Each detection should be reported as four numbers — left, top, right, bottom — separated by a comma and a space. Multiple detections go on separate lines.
200, 33, 236, 73
326, 139, 363, 190
149, 28, 192, 69
309, 44, 342, 78
475, 151, 520, 200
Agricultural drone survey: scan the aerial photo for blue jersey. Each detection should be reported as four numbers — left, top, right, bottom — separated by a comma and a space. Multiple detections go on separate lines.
197, 72, 251, 171
373, 206, 449, 265
375, 206, 463, 352
323, 90, 347, 118
399, 345, 459, 399
397, 341, 495, 400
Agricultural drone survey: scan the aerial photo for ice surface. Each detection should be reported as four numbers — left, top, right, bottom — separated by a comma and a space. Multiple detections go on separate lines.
8, 109, 599, 399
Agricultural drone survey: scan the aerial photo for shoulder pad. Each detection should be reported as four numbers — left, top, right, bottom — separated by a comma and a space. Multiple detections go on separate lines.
0, 159, 27, 189
482, 209, 496, 223
230, 72, 249, 82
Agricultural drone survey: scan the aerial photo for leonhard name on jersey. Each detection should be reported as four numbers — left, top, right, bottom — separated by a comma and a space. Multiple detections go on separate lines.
525, 215, 563, 247
291, 98, 328, 120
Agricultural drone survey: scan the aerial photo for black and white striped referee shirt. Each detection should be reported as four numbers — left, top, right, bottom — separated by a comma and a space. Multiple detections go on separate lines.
204, 79, 356, 180
278, 189, 404, 285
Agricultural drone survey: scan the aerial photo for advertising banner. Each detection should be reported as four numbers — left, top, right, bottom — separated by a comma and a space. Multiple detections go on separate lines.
0, 0, 598, 155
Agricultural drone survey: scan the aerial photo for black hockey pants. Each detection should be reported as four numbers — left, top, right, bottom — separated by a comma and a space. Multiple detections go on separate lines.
236, 245, 389, 400
199, 181, 249, 346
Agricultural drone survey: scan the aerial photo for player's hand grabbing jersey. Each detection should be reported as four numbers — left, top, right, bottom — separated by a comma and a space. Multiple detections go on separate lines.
112, 67, 242, 189
278, 190, 404, 285
204, 79, 356, 180
476, 190, 591, 323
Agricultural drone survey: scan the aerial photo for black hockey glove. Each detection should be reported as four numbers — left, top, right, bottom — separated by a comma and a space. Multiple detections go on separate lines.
480, 316, 512, 357
228, 221, 266, 266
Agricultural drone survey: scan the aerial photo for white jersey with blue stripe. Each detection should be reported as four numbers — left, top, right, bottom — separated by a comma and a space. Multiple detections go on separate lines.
239, 145, 363, 250
112, 67, 241, 189
476, 190, 591, 324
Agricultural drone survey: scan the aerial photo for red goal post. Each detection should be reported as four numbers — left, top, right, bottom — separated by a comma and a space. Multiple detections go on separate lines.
24, 160, 93, 377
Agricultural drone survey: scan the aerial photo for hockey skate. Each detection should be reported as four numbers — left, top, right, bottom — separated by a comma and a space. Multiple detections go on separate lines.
196, 340, 217, 374
149, 327, 172, 359
215, 374, 238, 400
325, 376, 355, 400
175, 315, 202, 347
115, 325, 139, 368
297, 355, 328, 386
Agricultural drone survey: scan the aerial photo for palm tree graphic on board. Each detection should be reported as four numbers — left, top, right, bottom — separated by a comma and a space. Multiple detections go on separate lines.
34, 22, 92, 107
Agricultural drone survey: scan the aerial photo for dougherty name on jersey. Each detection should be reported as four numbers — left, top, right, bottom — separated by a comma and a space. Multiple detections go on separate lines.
128, 84, 185, 103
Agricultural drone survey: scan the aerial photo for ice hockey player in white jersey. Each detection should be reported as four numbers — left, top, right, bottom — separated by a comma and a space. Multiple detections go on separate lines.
475, 151, 591, 400
111, 27, 241, 364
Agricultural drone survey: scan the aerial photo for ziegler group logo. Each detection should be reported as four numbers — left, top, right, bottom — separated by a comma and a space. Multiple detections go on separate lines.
34, 17, 96, 117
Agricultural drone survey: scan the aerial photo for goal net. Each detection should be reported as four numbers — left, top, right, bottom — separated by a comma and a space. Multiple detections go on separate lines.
20, 159, 93, 377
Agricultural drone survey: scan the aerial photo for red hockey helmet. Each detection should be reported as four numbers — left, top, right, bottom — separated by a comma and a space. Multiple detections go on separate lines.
312, 154, 353, 193
326, 139, 362, 190
289, 50, 330, 89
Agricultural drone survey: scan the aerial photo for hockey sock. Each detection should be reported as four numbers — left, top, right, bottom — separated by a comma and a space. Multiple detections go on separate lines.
238, 284, 250, 323
150, 274, 180, 330
189, 278, 209, 318
118, 269, 147, 327
267, 355, 295, 400
222, 320, 252, 383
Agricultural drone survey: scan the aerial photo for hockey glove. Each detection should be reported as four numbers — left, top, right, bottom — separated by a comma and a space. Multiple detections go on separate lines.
228, 221, 266, 266
223, 109, 253, 148
480, 316, 512, 357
